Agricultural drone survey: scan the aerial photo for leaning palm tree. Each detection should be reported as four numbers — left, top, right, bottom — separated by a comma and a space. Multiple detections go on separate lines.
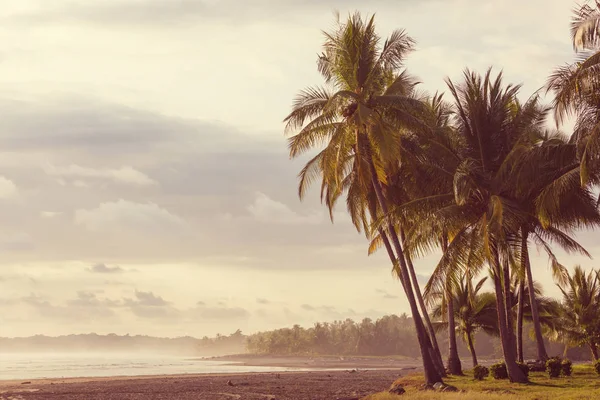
556, 266, 600, 360
369, 93, 463, 374
283, 12, 443, 385
431, 276, 498, 368
546, 1, 600, 187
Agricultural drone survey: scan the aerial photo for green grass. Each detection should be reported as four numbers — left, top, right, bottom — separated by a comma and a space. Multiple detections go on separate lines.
364, 364, 600, 400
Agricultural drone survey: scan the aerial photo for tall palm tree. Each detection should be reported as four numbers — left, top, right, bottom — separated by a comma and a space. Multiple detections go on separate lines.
368, 94, 463, 374
431, 276, 498, 368
402, 69, 538, 382
556, 266, 600, 360
283, 12, 443, 385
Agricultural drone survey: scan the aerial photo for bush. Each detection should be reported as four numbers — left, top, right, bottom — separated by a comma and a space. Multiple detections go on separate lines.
594, 359, 600, 375
516, 361, 530, 378
473, 365, 489, 380
490, 362, 508, 380
546, 356, 562, 378
561, 359, 573, 377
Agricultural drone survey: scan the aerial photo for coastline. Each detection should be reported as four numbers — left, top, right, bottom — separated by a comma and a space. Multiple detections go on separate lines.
199, 354, 422, 370
0, 369, 405, 399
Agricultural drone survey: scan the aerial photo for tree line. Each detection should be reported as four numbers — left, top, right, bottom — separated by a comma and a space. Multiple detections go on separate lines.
283, 2, 600, 385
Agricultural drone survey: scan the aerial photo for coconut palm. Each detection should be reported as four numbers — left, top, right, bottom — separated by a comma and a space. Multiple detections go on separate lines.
431, 276, 498, 368
368, 93, 464, 374
283, 12, 444, 385
556, 266, 600, 360
546, 2, 600, 187
510, 128, 600, 362
398, 68, 542, 382
510, 277, 562, 362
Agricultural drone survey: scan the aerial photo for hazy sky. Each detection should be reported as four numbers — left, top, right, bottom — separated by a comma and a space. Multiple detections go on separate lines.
0, 0, 597, 338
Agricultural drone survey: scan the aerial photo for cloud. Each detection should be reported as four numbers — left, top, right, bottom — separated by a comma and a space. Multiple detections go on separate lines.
74, 199, 185, 233
127, 290, 170, 307
88, 263, 124, 274
0, 233, 34, 252
0, 177, 17, 198
123, 290, 178, 319
256, 298, 270, 304
376, 289, 399, 300
43, 164, 156, 187
247, 192, 322, 225
190, 303, 250, 320
40, 211, 62, 218
7, 0, 423, 28
22, 292, 118, 320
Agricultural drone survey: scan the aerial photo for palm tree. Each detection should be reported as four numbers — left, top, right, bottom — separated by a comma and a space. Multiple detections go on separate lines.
556, 266, 600, 360
510, 276, 562, 362
510, 128, 600, 362
283, 12, 443, 385
368, 93, 462, 374
431, 276, 498, 368
402, 69, 539, 383
546, 2, 600, 187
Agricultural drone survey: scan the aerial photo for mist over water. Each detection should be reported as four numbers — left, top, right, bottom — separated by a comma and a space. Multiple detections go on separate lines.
0, 353, 309, 380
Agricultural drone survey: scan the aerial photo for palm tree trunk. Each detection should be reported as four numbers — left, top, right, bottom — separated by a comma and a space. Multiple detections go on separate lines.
366, 156, 443, 385
589, 341, 599, 360
516, 279, 525, 363
466, 331, 478, 367
522, 229, 548, 361
492, 254, 528, 383
399, 229, 446, 376
441, 237, 463, 375
502, 257, 516, 359
446, 293, 463, 374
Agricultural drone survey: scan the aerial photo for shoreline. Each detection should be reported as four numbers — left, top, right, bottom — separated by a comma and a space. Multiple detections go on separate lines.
198, 354, 423, 369
0, 369, 405, 399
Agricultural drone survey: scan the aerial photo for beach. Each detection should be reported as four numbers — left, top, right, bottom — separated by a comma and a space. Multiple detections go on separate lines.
0, 369, 404, 400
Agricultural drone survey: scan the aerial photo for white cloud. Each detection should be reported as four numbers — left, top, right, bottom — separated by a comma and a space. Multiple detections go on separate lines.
40, 211, 62, 218
0, 176, 18, 198
247, 192, 322, 225
74, 199, 185, 232
43, 164, 156, 187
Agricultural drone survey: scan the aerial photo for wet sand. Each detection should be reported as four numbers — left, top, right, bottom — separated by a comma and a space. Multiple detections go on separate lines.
204, 354, 422, 370
0, 369, 405, 400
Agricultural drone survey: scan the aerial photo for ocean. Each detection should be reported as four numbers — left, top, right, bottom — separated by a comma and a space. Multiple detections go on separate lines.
0, 353, 311, 381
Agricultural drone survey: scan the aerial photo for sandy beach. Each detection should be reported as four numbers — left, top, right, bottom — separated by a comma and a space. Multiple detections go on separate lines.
205, 354, 423, 370
0, 369, 405, 400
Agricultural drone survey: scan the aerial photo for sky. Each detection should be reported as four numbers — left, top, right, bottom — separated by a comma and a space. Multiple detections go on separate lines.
0, 0, 598, 338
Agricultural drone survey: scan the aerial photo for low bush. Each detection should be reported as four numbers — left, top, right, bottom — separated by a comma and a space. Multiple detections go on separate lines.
546, 356, 562, 378
473, 365, 489, 380
489, 362, 508, 380
561, 359, 573, 376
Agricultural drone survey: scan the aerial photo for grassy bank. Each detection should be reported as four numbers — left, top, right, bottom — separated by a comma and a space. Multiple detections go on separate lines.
365, 364, 600, 400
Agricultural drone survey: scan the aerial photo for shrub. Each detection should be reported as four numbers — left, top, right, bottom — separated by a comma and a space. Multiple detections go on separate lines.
473, 365, 489, 380
546, 356, 562, 378
490, 362, 508, 380
516, 362, 530, 378
594, 359, 600, 375
561, 359, 573, 377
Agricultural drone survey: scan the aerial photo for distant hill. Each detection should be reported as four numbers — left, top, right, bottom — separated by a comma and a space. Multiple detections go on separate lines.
0, 330, 246, 356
